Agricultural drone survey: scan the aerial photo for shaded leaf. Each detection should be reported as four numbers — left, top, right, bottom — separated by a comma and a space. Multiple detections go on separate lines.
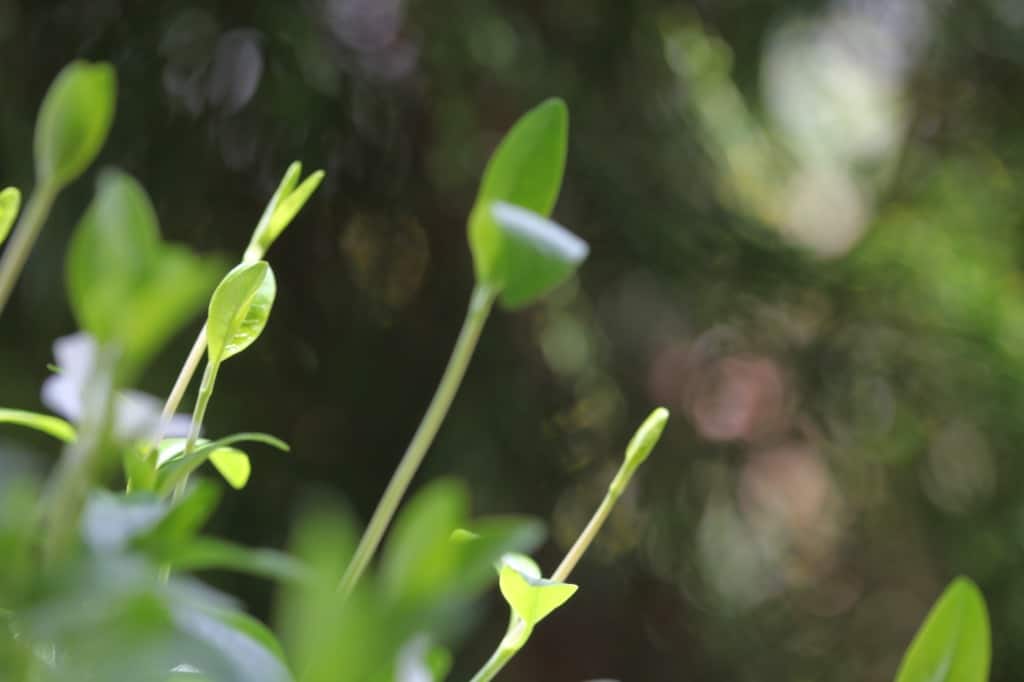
156, 432, 288, 494
0, 186, 20, 246
34, 60, 116, 189
162, 537, 310, 584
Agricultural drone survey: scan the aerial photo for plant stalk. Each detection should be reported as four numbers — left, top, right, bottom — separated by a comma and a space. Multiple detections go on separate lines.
336, 284, 496, 598
0, 183, 58, 318
155, 326, 208, 444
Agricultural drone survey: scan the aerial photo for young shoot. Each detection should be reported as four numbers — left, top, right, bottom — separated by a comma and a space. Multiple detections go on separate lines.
0, 61, 116, 317
469, 407, 670, 682
336, 98, 587, 600
155, 162, 323, 443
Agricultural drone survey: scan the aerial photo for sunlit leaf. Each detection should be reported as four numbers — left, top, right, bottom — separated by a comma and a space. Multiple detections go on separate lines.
206, 261, 277, 363
894, 576, 990, 682
156, 432, 288, 494
0, 408, 75, 443
469, 98, 577, 305
498, 557, 577, 630
481, 201, 589, 309
0, 186, 20, 246
246, 163, 325, 258
34, 60, 116, 189
209, 447, 251, 490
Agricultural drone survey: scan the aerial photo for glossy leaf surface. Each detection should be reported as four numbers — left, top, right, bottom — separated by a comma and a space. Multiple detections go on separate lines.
206, 261, 277, 363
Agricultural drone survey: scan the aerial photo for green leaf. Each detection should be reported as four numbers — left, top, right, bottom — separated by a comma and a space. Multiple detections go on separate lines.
209, 447, 251, 490
247, 163, 325, 258
156, 432, 288, 494
136, 479, 222, 549
894, 577, 991, 682
498, 557, 577, 630
67, 169, 161, 341
379, 479, 469, 605
34, 60, 116, 189
0, 187, 20, 246
172, 602, 295, 682
471, 98, 568, 225
81, 490, 168, 551
469, 98, 580, 306
206, 261, 277, 363
481, 201, 589, 309
66, 170, 223, 376
0, 408, 75, 443
161, 537, 310, 584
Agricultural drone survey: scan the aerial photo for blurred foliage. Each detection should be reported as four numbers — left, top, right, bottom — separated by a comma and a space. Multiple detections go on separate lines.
5, 0, 1024, 680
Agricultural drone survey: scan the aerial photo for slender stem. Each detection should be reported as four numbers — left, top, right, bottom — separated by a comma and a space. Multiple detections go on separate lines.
184, 360, 219, 462
551, 483, 622, 583
155, 326, 208, 446
0, 183, 58, 318
468, 643, 517, 682
337, 284, 496, 598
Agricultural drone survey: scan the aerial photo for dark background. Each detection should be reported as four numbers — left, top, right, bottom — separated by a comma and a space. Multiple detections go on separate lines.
4, 0, 1024, 680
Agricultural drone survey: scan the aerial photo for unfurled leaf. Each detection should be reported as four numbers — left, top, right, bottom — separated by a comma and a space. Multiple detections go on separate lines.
480, 202, 588, 309
471, 98, 568, 226
206, 261, 277, 363
246, 162, 324, 259
172, 602, 295, 682
34, 61, 116, 189
498, 557, 577, 630
66, 172, 223, 376
0, 408, 75, 443
162, 537, 310, 584
208, 447, 251, 490
469, 98, 579, 306
0, 187, 20, 246
67, 169, 160, 340
894, 577, 990, 682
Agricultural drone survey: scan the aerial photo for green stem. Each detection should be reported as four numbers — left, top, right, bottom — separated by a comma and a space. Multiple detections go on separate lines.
337, 284, 495, 598
0, 182, 58, 318
155, 326, 208, 446
467, 643, 517, 682
468, 454, 645, 681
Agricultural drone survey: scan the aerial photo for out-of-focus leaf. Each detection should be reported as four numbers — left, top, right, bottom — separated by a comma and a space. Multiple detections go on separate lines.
481, 201, 588, 309
162, 537, 310, 584
894, 576, 990, 682
172, 602, 295, 682
0, 408, 75, 443
0, 187, 20, 246
136, 479, 221, 550
206, 261, 277, 363
82, 490, 168, 551
34, 60, 116, 189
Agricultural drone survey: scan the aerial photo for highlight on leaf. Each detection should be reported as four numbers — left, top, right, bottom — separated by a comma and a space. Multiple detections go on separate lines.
206, 261, 277, 364
0, 187, 20, 246
498, 554, 577, 630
